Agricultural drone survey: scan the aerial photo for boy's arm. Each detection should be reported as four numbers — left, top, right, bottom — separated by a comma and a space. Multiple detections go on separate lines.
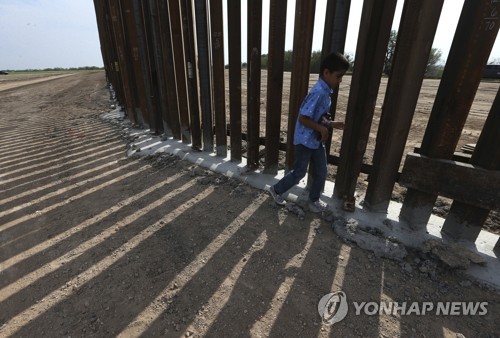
298, 115, 329, 142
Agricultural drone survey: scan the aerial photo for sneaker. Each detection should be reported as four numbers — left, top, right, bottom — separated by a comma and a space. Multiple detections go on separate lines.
308, 199, 329, 213
268, 186, 286, 206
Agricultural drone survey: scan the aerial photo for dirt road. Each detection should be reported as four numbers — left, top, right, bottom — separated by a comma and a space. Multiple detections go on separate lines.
0, 71, 498, 337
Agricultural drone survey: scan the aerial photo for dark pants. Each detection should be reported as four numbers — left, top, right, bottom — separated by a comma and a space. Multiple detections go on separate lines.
273, 143, 327, 202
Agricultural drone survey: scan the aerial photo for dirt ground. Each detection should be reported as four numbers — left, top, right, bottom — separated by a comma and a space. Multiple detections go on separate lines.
0, 71, 499, 337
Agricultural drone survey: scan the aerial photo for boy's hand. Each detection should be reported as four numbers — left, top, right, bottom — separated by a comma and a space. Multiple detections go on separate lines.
297, 115, 331, 142
319, 125, 329, 142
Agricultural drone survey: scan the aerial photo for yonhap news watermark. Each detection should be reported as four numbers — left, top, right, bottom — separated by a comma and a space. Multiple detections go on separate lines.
318, 291, 488, 326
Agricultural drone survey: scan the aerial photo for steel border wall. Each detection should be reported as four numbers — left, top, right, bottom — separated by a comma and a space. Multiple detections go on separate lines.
93, 0, 500, 246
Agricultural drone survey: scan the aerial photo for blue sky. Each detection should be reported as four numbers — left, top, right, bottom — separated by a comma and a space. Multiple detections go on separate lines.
245, 0, 500, 64
0, 0, 102, 70
1, 0, 499, 71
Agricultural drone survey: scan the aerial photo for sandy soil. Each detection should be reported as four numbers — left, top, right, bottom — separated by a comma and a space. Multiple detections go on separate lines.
0, 71, 498, 337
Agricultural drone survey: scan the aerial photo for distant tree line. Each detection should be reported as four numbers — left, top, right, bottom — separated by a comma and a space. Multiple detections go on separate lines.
383, 30, 443, 78
228, 30, 446, 79
235, 50, 354, 74
3, 66, 104, 72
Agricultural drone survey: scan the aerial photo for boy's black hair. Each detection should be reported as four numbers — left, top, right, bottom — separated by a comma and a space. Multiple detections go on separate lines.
320, 52, 350, 75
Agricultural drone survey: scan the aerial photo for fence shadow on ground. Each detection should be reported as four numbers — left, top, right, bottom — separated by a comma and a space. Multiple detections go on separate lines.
1, 88, 499, 337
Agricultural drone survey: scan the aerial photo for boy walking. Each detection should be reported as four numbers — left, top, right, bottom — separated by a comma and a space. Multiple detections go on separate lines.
268, 52, 349, 212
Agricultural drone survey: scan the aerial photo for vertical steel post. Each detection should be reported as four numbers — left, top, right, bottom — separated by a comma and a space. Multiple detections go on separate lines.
93, 1, 112, 82
321, 0, 351, 61
210, 0, 227, 157
132, 0, 163, 133
285, 0, 317, 170
145, 0, 170, 136
108, 6, 125, 108
400, 0, 500, 228
321, 0, 337, 60
364, 0, 444, 212
169, 0, 192, 143
228, 0, 242, 161
333, 0, 397, 200
247, 0, 263, 169
194, 0, 214, 152
442, 87, 500, 241
107, 0, 138, 125
321, 0, 351, 120
312, 0, 350, 187
108, 9, 124, 103
120, 0, 148, 126
96, 1, 125, 103
180, 0, 202, 150
157, 1, 182, 140
264, 0, 288, 174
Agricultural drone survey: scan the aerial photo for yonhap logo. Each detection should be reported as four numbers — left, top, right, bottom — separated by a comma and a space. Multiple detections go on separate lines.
318, 290, 488, 325
318, 291, 348, 325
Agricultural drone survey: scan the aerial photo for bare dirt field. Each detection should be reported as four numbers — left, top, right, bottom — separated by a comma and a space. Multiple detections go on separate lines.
0, 71, 499, 337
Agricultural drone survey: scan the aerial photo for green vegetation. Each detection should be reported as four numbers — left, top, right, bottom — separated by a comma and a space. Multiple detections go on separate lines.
257, 50, 354, 74
384, 30, 443, 78
2, 66, 104, 74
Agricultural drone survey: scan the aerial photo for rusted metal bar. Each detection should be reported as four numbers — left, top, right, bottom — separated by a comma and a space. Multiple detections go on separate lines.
264, 0, 288, 174
180, 0, 202, 150
107, 0, 138, 125
321, 0, 351, 63
104, 2, 125, 112
311, 0, 350, 187
120, 0, 147, 127
94, 1, 113, 84
227, 0, 242, 161
194, 0, 214, 152
157, 1, 181, 139
399, 153, 500, 210
107, 14, 124, 103
146, 0, 173, 136
93, 1, 113, 83
210, 0, 227, 157
321, 0, 350, 121
247, 0, 263, 169
442, 86, 500, 241
285, 0, 317, 170
364, 0, 444, 212
132, 0, 163, 134
400, 0, 500, 228
321, 0, 336, 60
321, 0, 350, 153
333, 0, 397, 199
168, 0, 192, 144
313, 2, 338, 194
